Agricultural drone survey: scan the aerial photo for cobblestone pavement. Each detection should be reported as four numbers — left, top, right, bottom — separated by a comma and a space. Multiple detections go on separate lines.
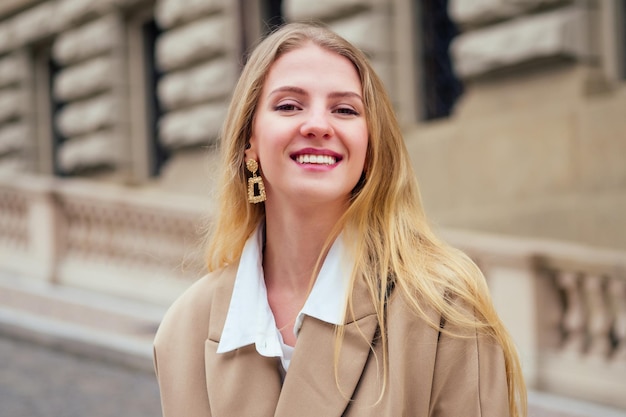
0, 336, 161, 417
1, 334, 623, 417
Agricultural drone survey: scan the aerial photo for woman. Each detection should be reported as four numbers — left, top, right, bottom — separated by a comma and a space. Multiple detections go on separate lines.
154, 22, 527, 417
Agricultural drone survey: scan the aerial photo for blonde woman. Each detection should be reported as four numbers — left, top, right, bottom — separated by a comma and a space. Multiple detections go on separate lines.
154, 22, 527, 417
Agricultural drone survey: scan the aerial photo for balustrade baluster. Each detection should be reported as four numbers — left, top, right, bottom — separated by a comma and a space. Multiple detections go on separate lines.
585, 274, 611, 358
608, 277, 626, 362
557, 270, 586, 354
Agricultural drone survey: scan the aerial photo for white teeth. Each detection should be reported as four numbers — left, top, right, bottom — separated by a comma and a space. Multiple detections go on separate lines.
296, 154, 337, 165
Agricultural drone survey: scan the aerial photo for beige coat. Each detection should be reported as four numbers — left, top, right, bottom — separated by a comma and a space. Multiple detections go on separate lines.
154, 265, 510, 417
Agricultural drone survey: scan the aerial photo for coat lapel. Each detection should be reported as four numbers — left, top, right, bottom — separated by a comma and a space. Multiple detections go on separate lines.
275, 277, 378, 417
203, 266, 282, 417
205, 342, 282, 417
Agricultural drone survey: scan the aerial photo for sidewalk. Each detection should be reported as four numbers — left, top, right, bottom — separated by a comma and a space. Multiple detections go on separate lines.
0, 271, 164, 373
1, 270, 625, 417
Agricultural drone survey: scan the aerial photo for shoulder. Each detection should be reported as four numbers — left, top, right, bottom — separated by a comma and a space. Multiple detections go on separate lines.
155, 264, 237, 348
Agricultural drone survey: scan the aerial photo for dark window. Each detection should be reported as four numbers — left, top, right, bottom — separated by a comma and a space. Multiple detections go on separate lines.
47, 53, 65, 176
419, 0, 463, 120
262, 0, 284, 33
238, 0, 284, 63
141, 18, 168, 176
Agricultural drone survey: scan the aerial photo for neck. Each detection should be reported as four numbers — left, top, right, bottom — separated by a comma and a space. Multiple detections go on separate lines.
262, 198, 347, 295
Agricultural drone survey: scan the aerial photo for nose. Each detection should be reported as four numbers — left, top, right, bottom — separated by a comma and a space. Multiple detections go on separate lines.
299, 109, 334, 139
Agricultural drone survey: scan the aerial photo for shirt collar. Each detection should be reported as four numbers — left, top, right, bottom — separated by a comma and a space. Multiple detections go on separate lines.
216, 223, 353, 357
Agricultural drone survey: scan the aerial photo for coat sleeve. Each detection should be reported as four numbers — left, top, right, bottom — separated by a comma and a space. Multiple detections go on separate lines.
428, 326, 510, 417
153, 279, 214, 417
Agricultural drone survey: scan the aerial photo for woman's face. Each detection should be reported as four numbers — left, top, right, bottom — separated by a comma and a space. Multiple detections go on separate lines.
248, 43, 368, 211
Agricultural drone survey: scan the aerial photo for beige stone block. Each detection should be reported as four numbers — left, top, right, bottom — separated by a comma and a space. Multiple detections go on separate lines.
404, 121, 460, 211
58, 130, 117, 172
158, 102, 226, 148
450, 0, 520, 26
576, 87, 626, 190
11, 1, 60, 46
0, 154, 26, 177
454, 63, 584, 120
0, 122, 27, 155
0, 22, 16, 55
54, 55, 116, 101
156, 0, 228, 29
0, 53, 27, 88
436, 191, 626, 251
53, 15, 120, 65
407, 105, 576, 213
327, 11, 390, 56
158, 58, 236, 110
452, 6, 586, 78
369, 58, 394, 99
156, 16, 233, 72
0, 0, 42, 17
0, 87, 24, 123
450, 0, 567, 27
284, 0, 369, 21
157, 147, 219, 197
56, 94, 117, 138
55, 0, 141, 28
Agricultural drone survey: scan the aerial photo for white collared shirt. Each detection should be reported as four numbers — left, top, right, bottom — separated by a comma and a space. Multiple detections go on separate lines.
216, 223, 353, 371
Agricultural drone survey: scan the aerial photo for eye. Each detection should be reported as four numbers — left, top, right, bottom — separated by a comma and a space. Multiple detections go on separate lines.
274, 102, 301, 112
334, 107, 360, 116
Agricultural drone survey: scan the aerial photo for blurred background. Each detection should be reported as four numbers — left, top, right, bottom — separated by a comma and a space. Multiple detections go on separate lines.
0, 0, 624, 416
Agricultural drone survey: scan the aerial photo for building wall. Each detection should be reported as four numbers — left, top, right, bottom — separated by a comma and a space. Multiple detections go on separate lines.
0, 0, 624, 250
409, 0, 626, 250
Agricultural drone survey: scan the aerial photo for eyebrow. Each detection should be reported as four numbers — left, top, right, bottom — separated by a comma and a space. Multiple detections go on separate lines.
268, 86, 363, 102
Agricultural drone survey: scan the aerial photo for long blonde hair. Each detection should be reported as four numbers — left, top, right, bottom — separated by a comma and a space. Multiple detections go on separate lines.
206, 22, 526, 416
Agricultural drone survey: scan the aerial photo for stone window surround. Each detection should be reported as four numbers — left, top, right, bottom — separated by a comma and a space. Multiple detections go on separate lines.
126, 5, 161, 183
448, 0, 625, 91
596, 0, 624, 84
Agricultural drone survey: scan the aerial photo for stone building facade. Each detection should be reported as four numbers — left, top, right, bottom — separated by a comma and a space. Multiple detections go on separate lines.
0, 0, 625, 409
0, 0, 624, 249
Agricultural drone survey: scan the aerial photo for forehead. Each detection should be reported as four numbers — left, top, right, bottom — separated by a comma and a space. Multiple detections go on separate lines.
262, 43, 362, 93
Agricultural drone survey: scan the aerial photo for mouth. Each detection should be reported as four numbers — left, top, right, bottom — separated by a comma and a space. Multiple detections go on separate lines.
291, 149, 343, 166
294, 154, 338, 165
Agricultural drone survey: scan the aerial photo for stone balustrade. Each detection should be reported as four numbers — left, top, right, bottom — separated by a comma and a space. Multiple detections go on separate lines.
443, 229, 626, 409
0, 176, 207, 304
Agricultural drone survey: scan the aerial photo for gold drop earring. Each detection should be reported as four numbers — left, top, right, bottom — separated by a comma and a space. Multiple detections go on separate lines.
246, 159, 266, 204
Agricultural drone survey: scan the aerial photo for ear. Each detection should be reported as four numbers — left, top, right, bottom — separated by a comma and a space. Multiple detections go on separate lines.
245, 136, 258, 161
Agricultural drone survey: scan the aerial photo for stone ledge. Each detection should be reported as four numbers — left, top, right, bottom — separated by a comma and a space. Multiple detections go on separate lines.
159, 102, 226, 149
158, 58, 236, 111
284, 0, 370, 22
450, 0, 570, 28
0, 0, 137, 54
156, 16, 233, 72
0, 155, 26, 177
53, 15, 120, 65
11, 1, 60, 46
155, 0, 227, 29
327, 10, 391, 56
0, 122, 27, 155
58, 130, 117, 172
54, 55, 116, 101
452, 6, 585, 78
56, 94, 118, 138
0, 87, 25, 124
0, 54, 27, 88
54, 0, 141, 28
